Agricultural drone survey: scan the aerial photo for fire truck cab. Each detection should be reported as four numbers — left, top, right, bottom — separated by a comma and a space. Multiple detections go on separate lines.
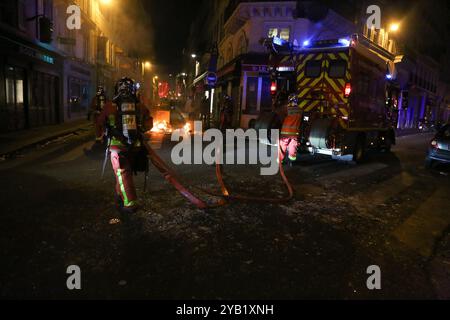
264, 34, 400, 163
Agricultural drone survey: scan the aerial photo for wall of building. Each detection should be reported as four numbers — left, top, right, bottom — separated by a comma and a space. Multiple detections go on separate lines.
396, 51, 440, 130
0, 0, 147, 132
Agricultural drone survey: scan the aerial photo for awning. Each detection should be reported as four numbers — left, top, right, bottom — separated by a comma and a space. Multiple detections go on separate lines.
192, 71, 208, 86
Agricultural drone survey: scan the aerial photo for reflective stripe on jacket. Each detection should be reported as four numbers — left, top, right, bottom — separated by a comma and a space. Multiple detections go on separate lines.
281, 107, 302, 137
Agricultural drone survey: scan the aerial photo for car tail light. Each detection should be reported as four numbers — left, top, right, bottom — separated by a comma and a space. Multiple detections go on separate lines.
270, 82, 277, 95
344, 83, 352, 98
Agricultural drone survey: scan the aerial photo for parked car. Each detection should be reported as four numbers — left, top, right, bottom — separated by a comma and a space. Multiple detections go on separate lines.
425, 123, 450, 168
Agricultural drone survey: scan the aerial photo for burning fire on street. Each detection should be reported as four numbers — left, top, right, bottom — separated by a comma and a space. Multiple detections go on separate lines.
150, 119, 191, 135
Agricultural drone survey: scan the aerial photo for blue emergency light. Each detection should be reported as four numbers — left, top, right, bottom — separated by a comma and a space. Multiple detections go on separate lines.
301, 38, 352, 49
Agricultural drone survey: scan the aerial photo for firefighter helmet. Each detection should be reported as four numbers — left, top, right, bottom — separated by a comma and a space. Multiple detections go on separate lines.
114, 77, 137, 102
96, 86, 105, 97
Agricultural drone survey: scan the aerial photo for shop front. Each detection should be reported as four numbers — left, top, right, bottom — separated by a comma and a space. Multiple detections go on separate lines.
0, 34, 63, 133
64, 60, 94, 121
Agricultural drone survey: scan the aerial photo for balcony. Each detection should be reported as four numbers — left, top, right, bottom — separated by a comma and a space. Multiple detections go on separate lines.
224, 1, 296, 36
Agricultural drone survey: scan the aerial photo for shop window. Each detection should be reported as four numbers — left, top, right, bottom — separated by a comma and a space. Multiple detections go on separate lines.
261, 77, 272, 112
246, 77, 259, 114
15, 80, 24, 104
5, 66, 26, 130
6, 78, 15, 106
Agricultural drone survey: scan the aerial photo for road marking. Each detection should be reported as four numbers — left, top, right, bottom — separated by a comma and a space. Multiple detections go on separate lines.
393, 187, 450, 257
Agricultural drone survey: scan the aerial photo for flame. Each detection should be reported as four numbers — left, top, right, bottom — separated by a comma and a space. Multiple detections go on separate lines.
151, 120, 172, 133
183, 122, 191, 133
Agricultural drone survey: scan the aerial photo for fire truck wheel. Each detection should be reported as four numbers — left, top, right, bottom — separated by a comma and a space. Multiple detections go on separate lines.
353, 136, 366, 163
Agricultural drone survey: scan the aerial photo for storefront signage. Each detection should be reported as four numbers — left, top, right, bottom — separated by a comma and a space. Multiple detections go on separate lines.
19, 45, 54, 64
242, 65, 269, 74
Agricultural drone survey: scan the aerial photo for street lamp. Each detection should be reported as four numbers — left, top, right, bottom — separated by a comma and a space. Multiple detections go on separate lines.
144, 61, 152, 70
389, 23, 400, 33
191, 54, 197, 59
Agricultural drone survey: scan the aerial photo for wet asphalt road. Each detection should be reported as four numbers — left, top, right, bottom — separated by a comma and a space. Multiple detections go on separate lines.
0, 129, 449, 299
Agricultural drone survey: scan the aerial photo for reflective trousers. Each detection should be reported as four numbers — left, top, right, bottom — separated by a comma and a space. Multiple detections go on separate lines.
94, 113, 104, 141
279, 136, 299, 162
111, 150, 137, 207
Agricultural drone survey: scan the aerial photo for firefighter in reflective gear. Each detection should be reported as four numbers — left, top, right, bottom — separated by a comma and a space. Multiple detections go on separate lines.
98, 78, 153, 215
279, 94, 302, 164
90, 86, 108, 142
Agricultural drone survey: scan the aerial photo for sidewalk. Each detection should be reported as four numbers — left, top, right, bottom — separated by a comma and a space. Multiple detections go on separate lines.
396, 128, 425, 138
0, 119, 92, 156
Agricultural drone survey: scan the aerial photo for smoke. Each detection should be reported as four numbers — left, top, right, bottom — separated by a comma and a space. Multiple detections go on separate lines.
108, 0, 153, 59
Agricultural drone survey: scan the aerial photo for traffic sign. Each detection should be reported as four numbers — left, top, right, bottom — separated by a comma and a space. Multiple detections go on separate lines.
206, 72, 217, 86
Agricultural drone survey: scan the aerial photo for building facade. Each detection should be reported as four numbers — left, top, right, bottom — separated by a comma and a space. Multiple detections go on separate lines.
0, 0, 64, 132
396, 50, 441, 129
0, 0, 147, 133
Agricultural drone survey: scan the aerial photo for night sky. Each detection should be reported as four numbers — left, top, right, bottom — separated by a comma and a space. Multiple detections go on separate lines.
137, 0, 450, 78
141, 0, 203, 73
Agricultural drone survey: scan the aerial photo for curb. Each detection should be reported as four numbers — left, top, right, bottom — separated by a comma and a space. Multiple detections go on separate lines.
0, 123, 93, 158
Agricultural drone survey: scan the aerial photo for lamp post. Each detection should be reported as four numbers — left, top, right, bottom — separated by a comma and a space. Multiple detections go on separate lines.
191, 53, 199, 78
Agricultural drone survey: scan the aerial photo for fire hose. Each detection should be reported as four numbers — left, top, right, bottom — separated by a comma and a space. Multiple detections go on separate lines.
142, 135, 294, 209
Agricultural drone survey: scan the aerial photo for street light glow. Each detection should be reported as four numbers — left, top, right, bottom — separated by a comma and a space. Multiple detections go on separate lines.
100, 0, 112, 5
144, 61, 152, 69
389, 23, 400, 32
191, 54, 197, 59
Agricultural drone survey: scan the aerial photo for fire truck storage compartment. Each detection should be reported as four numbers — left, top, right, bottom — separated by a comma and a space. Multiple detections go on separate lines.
309, 118, 332, 150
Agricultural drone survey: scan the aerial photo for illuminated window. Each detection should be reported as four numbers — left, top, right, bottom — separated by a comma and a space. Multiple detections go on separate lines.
268, 28, 278, 38
15, 80, 24, 104
6, 78, 15, 105
268, 28, 290, 41
280, 28, 290, 41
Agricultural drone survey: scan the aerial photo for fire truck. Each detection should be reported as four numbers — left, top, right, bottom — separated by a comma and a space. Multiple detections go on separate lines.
259, 34, 401, 163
